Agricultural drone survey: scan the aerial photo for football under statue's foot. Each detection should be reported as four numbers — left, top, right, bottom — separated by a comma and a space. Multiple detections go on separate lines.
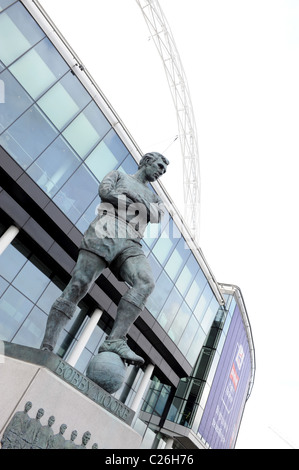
98, 337, 144, 366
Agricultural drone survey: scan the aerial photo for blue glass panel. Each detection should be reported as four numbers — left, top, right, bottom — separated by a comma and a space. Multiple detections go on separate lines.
0, 61, 4, 71
0, 69, 33, 132
186, 326, 206, 365
185, 269, 207, 310
0, 243, 27, 282
85, 129, 128, 180
26, 136, 81, 197
84, 324, 106, 354
72, 348, 93, 374
36, 282, 62, 313
193, 282, 213, 323
0, 104, 58, 169
143, 208, 170, 249
117, 154, 138, 174
0, 286, 33, 341
168, 301, 192, 343
75, 197, 98, 233
9, 38, 69, 100
157, 287, 182, 331
12, 260, 50, 303
0, 276, 9, 296
140, 239, 150, 257
152, 218, 179, 266
164, 237, 190, 282
53, 164, 98, 223
147, 253, 162, 281
63, 101, 111, 158
0, 2, 45, 65
145, 270, 173, 318
178, 315, 200, 356
175, 252, 199, 296
0, 1, 16, 12
13, 305, 47, 348
37, 72, 91, 130
201, 297, 219, 333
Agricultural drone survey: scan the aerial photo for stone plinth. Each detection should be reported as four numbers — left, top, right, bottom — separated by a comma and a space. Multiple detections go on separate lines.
0, 342, 142, 449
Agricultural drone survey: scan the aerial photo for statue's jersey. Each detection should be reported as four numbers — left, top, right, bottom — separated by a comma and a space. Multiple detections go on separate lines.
80, 170, 165, 280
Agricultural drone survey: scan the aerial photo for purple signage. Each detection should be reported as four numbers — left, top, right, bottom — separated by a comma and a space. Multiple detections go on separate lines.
198, 304, 252, 448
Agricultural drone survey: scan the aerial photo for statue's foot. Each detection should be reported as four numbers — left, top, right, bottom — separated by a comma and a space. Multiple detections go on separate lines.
41, 343, 54, 352
98, 337, 144, 366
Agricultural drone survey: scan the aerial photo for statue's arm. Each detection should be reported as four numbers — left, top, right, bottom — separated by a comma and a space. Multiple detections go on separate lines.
130, 194, 165, 224
99, 171, 133, 208
149, 201, 165, 224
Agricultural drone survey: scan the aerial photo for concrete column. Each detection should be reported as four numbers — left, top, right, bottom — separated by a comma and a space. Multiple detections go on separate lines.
165, 436, 174, 449
67, 308, 103, 367
130, 363, 154, 413
0, 226, 19, 255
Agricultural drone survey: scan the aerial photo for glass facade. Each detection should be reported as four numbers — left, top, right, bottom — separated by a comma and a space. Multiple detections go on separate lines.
142, 295, 239, 440
0, 0, 221, 368
0, 0, 255, 450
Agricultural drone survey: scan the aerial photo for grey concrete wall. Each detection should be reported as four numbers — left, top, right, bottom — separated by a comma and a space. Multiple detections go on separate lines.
0, 355, 142, 449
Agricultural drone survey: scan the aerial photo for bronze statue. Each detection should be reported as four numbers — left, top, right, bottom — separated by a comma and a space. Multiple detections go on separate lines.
64, 430, 78, 449
48, 423, 67, 449
22, 408, 44, 449
34, 415, 55, 449
1, 401, 32, 449
41, 152, 169, 365
76, 431, 91, 449
1, 402, 95, 450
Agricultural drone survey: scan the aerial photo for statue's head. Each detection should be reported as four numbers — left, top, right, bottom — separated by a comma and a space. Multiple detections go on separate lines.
82, 431, 91, 444
24, 401, 32, 412
138, 152, 169, 182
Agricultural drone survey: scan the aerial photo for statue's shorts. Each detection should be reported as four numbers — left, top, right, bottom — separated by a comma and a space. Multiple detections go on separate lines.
79, 213, 148, 283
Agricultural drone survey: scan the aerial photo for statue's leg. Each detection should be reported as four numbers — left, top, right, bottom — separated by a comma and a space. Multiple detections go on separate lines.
41, 251, 107, 351
98, 256, 154, 365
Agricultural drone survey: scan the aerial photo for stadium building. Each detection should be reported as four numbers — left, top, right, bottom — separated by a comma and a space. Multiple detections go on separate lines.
0, 0, 255, 449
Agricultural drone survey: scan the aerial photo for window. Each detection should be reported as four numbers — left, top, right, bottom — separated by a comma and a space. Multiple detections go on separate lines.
0, 276, 9, 296
164, 237, 189, 282
37, 71, 91, 130
185, 269, 207, 311
53, 164, 98, 223
142, 205, 170, 250
117, 154, 138, 175
85, 129, 128, 180
157, 287, 182, 331
0, 104, 58, 169
0, 1, 17, 12
9, 37, 69, 100
12, 259, 51, 303
146, 253, 162, 281
168, 301, 192, 343
145, 270, 173, 318
0, 69, 32, 132
186, 326, 206, 365
75, 197, 98, 234
36, 281, 62, 314
193, 283, 213, 323
152, 219, 179, 266
0, 243, 27, 282
178, 315, 200, 356
201, 297, 219, 333
0, 286, 33, 341
13, 305, 47, 349
0, 2, 45, 66
175, 252, 199, 296
62, 101, 111, 158
26, 136, 81, 197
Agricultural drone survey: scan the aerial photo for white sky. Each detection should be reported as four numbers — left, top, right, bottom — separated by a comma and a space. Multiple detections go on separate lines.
39, 0, 299, 449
